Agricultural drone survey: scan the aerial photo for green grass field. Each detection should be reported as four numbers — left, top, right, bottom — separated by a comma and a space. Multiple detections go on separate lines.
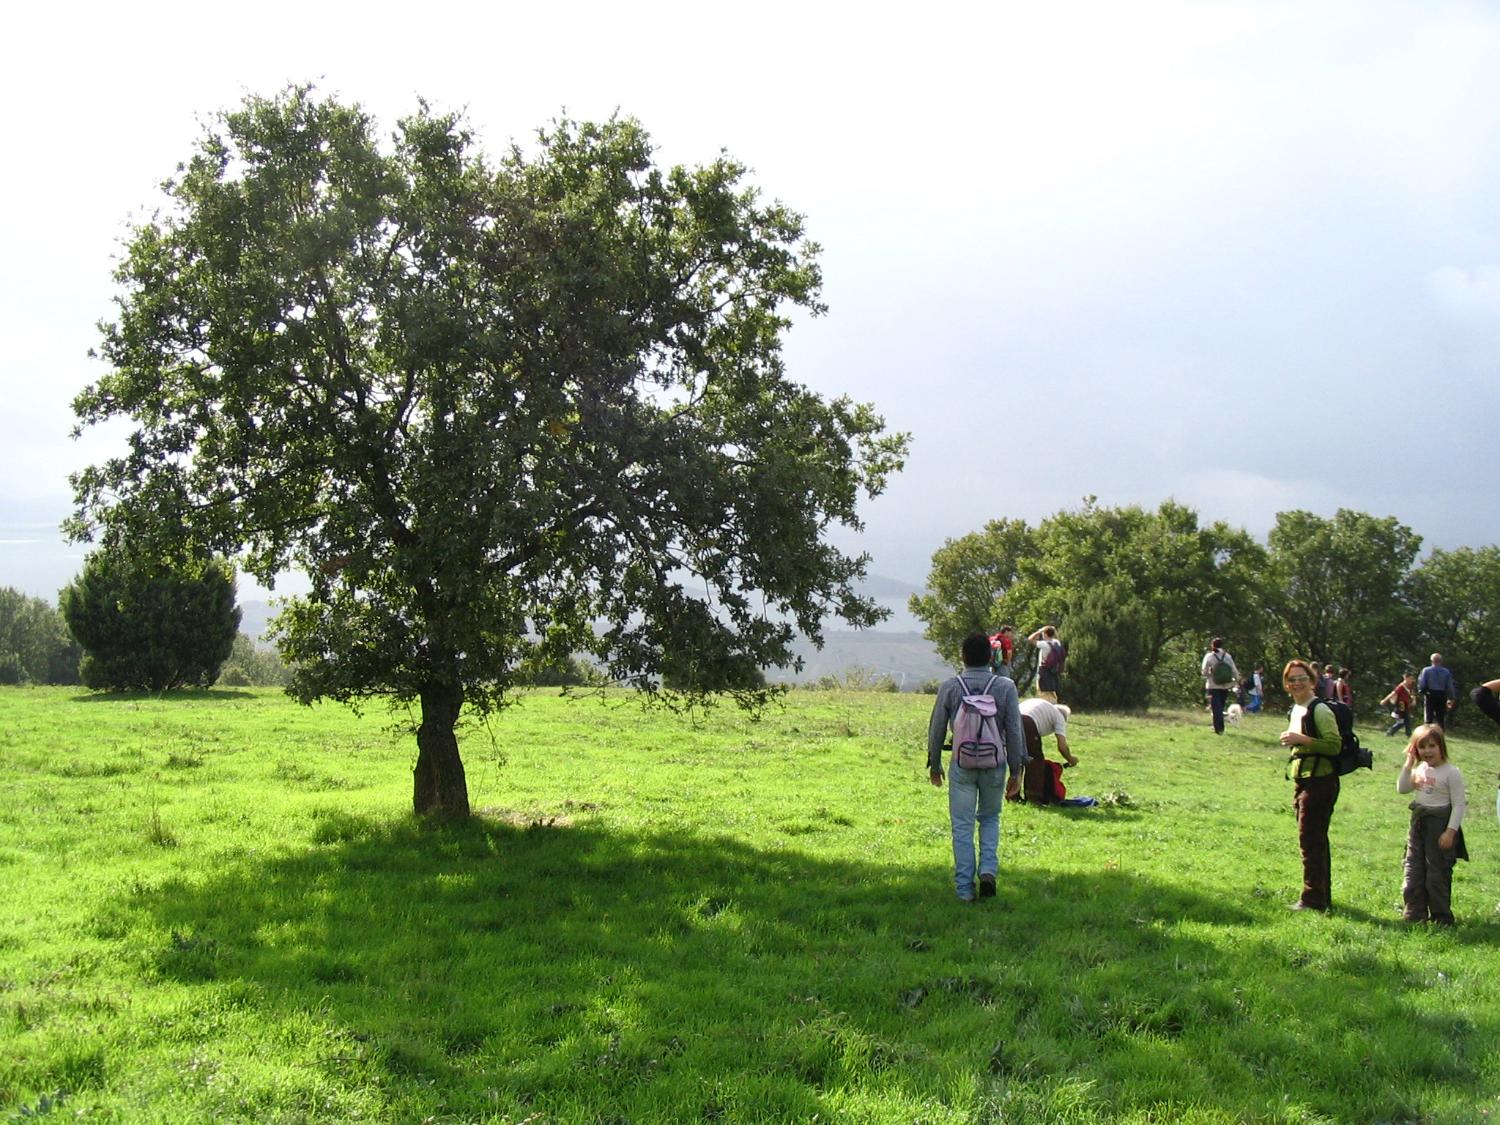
2, 686, 1498, 1123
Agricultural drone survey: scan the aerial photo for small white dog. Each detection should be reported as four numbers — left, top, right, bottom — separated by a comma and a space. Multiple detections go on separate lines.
1226, 703, 1244, 724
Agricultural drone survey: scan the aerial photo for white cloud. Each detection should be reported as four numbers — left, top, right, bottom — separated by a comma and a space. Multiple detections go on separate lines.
1166, 470, 1346, 540
1426, 266, 1500, 319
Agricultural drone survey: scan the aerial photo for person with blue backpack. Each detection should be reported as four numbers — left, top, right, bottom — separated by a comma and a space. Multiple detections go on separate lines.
927, 632, 1026, 903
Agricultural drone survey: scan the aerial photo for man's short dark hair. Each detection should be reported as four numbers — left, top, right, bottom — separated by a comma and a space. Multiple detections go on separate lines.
962, 632, 991, 667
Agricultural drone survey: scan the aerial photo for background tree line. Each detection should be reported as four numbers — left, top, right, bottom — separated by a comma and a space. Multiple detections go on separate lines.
910, 499, 1500, 726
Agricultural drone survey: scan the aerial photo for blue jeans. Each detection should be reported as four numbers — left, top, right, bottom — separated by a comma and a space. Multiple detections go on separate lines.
1386, 711, 1412, 737
948, 763, 1003, 900
1247, 691, 1262, 714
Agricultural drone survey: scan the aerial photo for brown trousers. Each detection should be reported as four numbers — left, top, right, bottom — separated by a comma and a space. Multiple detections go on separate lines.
1020, 714, 1052, 803
1294, 773, 1339, 910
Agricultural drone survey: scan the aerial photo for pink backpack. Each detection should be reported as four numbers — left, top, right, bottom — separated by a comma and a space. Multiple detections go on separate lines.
951, 675, 1003, 770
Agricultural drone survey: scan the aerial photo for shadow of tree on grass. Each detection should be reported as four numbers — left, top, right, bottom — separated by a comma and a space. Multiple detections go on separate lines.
68, 688, 258, 704
127, 813, 1493, 1122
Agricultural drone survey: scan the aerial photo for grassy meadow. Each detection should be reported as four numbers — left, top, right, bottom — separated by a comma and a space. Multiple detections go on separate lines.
2, 685, 1499, 1123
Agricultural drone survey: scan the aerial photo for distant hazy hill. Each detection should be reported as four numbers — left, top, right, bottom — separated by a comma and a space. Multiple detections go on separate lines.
238, 600, 276, 645
769, 629, 948, 688
236, 573, 940, 684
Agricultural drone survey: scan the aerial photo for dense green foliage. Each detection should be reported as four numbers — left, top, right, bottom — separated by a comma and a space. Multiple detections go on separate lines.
59, 550, 239, 691
1264, 508, 1422, 682
69, 86, 907, 817
216, 633, 291, 688
3, 687, 1498, 1121
1054, 580, 1153, 710
0, 587, 78, 685
914, 502, 1500, 720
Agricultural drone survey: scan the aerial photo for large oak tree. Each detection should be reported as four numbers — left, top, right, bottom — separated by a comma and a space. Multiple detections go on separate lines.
70, 88, 906, 817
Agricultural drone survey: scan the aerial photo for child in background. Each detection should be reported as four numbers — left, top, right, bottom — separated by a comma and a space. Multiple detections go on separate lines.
1335, 667, 1353, 707
1396, 724, 1468, 925
1382, 672, 1418, 737
1247, 663, 1265, 713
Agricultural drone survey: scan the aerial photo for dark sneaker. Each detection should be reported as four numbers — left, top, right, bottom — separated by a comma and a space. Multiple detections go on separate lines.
978, 874, 997, 898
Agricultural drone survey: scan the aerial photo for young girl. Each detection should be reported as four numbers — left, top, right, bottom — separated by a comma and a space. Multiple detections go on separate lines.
1396, 724, 1468, 924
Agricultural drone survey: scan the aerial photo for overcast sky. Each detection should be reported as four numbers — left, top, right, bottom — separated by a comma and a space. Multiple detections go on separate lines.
3, 0, 1498, 606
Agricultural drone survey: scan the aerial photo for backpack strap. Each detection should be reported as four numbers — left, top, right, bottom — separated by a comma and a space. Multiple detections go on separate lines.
1286, 699, 1336, 778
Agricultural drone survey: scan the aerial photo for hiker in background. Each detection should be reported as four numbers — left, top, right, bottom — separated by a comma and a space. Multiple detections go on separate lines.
1027, 625, 1065, 702
1397, 724, 1468, 925
926, 632, 1025, 903
988, 625, 1016, 680
1247, 663, 1266, 714
1316, 663, 1336, 700
1279, 659, 1342, 913
1200, 638, 1240, 735
1335, 668, 1353, 707
1417, 653, 1457, 729
1381, 672, 1418, 737
1471, 677, 1500, 729
1017, 697, 1077, 804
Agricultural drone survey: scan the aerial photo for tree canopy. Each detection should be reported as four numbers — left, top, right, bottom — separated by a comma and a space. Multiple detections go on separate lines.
912, 499, 1500, 719
69, 88, 907, 816
1264, 509, 1422, 681
0, 588, 80, 685
910, 499, 1264, 706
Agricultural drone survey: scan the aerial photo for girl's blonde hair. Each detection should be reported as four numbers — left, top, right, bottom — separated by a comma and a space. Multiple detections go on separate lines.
1406, 723, 1449, 763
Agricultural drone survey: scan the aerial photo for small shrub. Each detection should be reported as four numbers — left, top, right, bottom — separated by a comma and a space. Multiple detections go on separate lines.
145, 800, 178, 848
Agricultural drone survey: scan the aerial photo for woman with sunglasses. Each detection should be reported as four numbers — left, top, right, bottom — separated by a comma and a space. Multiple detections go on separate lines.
1278, 659, 1343, 912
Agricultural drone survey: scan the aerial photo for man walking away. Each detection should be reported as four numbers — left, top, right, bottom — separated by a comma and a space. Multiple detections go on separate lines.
1417, 653, 1457, 729
1201, 638, 1240, 735
927, 633, 1026, 903
1028, 625, 1065, 702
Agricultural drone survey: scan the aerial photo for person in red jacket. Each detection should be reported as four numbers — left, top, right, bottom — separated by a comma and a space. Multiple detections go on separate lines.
987, 625, 1016, 680
1382, 672, 1417, 737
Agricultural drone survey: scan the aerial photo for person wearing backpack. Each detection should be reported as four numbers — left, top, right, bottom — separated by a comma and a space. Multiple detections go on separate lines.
927, 632, 1026, 903
1200, 638, 1240, 735
988, 625, 1017, 680
1278, 659, 1343, 912
1027, 625, 1065, 702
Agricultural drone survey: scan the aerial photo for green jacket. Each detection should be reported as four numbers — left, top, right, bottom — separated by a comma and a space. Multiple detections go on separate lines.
1289, 699, 1341, 780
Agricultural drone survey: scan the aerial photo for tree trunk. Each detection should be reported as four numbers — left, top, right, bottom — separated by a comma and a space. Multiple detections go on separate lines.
413, 683, 470, 818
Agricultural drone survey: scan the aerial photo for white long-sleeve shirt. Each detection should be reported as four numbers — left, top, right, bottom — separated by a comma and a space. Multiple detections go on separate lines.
1201, 648, 1239, 691
1397, 761, 1466, 832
